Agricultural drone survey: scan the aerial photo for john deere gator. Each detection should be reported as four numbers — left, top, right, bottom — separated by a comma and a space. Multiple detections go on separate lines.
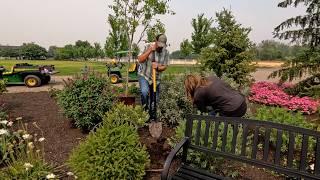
0, 63, 58, 87
106, 51, 138, 84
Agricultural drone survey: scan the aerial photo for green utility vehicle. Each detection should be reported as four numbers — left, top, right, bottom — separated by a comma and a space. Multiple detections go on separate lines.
0, 63, 58, 87
106, 51, 138, 84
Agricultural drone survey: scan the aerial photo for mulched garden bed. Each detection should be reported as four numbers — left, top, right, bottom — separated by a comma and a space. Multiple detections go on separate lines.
1, 92, 281, 179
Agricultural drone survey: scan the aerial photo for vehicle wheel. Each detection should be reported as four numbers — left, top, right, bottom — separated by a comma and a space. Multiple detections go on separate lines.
24, 75, 41, 87
110, 74, 119, 84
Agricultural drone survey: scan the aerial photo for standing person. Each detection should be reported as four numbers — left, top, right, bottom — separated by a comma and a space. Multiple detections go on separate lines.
137, 34, 170, 120
184, 74, 247, 117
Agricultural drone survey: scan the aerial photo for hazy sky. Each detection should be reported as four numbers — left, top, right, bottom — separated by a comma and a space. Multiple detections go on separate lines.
0, 0, 304, 51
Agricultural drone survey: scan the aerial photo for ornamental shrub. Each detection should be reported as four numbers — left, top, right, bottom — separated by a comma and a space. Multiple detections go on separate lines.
158, 75, 194, 127
68, 104, 149, 180
57, 72, 116, 131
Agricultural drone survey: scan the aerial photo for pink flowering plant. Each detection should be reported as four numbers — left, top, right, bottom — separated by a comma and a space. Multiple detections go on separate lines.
249, 82, 320, 114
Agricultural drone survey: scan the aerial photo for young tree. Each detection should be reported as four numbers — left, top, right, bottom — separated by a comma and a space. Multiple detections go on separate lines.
146, 21, 166, 42
105, 15, 129, 58
191, 14, 213, 55
200, 9, 255, 86
108, 0, 173, 96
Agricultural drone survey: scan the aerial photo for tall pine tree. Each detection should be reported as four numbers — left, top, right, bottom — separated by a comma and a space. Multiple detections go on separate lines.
270, 0, 320, 97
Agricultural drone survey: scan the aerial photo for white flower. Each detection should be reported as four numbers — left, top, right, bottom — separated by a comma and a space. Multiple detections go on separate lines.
36, 149, 41, 153
74, 176, 78, 179
24, 163, 33, 171
310, 164, 315, 170
46, 173, 56, 179
39, 137, 45, 142
7, 121, 13, 127
22, 134, 31, 140
67, 172, 74, 176
0, 129, 9, 135
16, 117, 22, 121
28, 142, 34, 149
0, 120, 8, 125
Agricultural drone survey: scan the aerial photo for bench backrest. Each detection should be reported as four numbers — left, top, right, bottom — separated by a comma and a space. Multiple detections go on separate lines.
182, 115, 320, 179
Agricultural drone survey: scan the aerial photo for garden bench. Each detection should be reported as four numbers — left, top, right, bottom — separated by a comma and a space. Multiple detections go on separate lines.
161, 115, 320, 180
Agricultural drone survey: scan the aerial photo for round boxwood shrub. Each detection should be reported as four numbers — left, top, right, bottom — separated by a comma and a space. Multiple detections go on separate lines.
68, 103, 149, 179
68, 123, 149, 179
57, 72, 116, 131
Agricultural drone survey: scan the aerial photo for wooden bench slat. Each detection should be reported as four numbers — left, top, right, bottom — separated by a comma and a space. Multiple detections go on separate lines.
221, 121, 228, 152
275, 130, 283, 165
195, 119, 202, 146
241, 125, 248, 156
180, 165, 224, 180
179, 168, 217, 180
251, 126, 259, 159
204, 119, 211, 147
263, 128, 271, 161
231, 123, 238, 154
212, 121, 220, 150
173, 172, 196, 180
287, 132, 295, 168
300, 135, 309, 171
171, 174, 187, 180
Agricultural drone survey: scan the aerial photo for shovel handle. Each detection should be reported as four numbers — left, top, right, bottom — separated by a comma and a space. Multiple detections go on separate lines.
152, 51, 157, 93
152, 68, 156, 92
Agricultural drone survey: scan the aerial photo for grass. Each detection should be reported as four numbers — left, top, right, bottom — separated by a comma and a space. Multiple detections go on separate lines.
0, 59, 199, 76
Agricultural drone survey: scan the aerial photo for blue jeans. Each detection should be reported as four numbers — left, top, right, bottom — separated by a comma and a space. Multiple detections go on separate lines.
138, 76, 160, 111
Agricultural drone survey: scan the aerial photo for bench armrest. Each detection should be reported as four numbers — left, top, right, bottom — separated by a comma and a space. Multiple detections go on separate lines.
161, 137, 189, 180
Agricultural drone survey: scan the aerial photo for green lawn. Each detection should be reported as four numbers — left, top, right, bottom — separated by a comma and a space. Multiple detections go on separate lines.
0, 60, 198, 76
0, 60, 107, 76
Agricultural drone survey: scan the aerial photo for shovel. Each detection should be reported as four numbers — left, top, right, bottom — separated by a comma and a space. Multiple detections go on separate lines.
148, 52, 162, 139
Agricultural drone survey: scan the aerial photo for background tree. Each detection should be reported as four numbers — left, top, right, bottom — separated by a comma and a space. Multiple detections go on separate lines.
270, 0, 320, 97
47, 46, 58, 58
170, 50, 184, 59
0, 46, 21, 59
20, 43, 47, 60
180, 39, 192, 58
191, 14, 214, 55
252, 40, 307, 61
93, 43, 104, 59
200, 9, 255, 86
108, 0, 174, 95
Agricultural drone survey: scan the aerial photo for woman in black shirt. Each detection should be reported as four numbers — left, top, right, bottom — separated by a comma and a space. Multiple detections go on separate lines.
184, 74, 247, 117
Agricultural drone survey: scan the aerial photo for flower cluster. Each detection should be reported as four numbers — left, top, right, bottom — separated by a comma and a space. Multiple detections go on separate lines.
249, 82, 320, 114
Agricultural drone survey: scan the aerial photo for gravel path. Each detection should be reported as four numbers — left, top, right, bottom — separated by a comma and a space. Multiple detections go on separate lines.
5, 76, 69, 93
5, 68, 307, 93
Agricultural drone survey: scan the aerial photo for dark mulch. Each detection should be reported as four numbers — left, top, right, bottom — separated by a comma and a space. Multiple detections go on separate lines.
1, 92, 284, 179
0, 92, 177, 179
1, 92, 86, 176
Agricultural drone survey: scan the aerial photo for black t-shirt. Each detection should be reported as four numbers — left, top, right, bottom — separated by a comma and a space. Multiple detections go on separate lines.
193, 76, 245, 113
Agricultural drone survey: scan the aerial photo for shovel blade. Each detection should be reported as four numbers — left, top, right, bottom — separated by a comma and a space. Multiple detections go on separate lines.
149, 121, 162, 139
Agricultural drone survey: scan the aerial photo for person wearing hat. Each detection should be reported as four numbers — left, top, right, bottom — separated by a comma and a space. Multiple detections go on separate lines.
137, 34, 170, 118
